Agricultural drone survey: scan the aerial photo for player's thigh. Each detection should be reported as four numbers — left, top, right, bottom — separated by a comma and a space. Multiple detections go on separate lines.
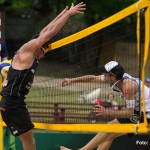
1, 107, 34, 136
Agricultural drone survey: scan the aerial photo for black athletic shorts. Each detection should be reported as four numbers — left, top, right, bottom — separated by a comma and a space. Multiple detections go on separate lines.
0, 96, 34, 136
117, 112, 150, 137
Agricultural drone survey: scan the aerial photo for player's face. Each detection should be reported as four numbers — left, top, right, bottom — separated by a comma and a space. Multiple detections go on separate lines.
104, 73, 115, 83
104, 73, 111, 81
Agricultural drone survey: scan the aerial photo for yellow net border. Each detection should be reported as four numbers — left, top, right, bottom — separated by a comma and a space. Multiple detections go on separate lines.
46, 0, 149, 52
43, 0, 149, 133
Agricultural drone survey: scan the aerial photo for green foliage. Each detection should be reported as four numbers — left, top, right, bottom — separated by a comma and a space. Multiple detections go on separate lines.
0, 0, 4, 3
1, 0, 138, 24
12, 0, 34, 8
85, 0, 138, 24
0, 0, 34, 8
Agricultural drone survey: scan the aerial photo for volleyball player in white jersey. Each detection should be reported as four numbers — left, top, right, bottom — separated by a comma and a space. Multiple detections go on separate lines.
61, 61, 150, 150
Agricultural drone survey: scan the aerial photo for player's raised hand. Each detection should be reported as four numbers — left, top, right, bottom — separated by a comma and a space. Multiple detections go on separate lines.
68, 2, 86, 16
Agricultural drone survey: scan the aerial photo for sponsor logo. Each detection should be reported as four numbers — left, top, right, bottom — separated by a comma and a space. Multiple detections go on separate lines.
26, 82, 32, 90
13, 130, 18, 135
31, 69, 35, 74
11, 127, 18, 135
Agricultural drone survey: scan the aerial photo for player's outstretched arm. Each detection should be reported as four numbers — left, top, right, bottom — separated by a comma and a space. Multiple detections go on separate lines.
94, 105, 134, 118
40, 6, 69, 35
62, 75, 104, 86
45, 2, 86, 36
30, 2, 86, 52
40, 2, 86, 35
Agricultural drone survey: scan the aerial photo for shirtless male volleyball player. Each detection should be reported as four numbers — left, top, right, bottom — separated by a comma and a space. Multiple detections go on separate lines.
0, 2, 86, 150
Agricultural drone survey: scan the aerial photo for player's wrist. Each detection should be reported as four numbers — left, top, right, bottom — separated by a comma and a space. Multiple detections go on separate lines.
105, 109, 110, 116
66, 11, 73, 17
70, 78, 75, 83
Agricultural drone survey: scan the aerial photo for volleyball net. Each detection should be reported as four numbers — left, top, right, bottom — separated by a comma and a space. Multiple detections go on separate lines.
26, 0, 150, 133
1, 0, 150, 134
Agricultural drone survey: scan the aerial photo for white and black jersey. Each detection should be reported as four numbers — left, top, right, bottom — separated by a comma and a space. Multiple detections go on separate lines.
111, 73, 150, 112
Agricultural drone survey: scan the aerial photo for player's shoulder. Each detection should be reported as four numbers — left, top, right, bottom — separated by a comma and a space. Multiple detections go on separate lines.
123, 78, 135, 83
123, 78, 137, 90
